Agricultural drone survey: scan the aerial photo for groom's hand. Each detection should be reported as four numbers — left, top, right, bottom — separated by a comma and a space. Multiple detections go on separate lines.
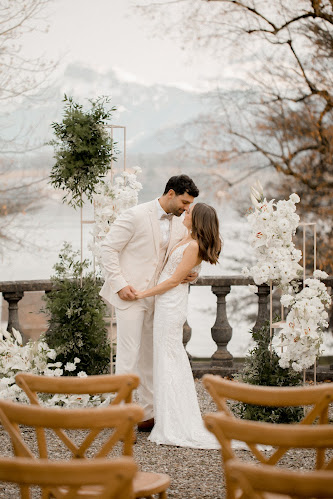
181, 272, 198, 284
118, 285, 136, 301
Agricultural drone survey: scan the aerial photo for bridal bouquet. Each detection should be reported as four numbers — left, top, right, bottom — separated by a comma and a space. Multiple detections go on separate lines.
277, 270, 331, 371
90, 167, 142, 269
243, 181, 303, 287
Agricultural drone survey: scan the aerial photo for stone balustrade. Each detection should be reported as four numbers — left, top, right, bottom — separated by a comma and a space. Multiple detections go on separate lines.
1, 276, 332, 372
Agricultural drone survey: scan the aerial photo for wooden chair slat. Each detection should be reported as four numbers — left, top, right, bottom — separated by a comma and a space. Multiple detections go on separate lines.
0, 456, 137, 499
203, 374, 333, 408
226, 460, 333, 498
15, 373, 140, 396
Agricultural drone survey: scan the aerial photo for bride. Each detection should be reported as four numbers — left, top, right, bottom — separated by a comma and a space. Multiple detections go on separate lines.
135, 203, 222, 449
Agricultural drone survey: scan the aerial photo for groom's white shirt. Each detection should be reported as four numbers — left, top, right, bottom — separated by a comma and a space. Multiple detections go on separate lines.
100, 199, 187, 309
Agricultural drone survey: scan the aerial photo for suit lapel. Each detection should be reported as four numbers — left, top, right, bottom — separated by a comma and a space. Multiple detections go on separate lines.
164, 216, 177, 265
148, 202, 160, 257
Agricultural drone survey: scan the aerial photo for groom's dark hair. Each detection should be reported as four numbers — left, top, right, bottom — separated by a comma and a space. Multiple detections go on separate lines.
163, 174, 199, 197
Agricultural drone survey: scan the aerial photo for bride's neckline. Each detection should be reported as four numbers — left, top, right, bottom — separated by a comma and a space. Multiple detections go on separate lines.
169, 240, 192, 257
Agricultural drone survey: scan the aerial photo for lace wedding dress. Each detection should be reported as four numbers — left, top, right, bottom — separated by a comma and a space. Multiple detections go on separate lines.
148, 243, 219, 449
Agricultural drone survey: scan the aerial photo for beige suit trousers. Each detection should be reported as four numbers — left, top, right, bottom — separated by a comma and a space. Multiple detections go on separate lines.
115, 296, 155, 420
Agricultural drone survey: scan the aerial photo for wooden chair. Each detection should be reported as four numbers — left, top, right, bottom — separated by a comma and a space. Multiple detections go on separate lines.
204, 412, 333, 499
0, 400, 171, 499
0, 456, 137, 499
225, 459, 333, 499
203, 374, 333, 428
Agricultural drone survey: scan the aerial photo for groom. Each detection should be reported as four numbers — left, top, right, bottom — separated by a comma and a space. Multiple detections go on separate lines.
100, 174, 199, 430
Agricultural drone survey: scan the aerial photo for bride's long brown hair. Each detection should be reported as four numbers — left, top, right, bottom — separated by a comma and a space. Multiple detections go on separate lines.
191, 203, 222, 265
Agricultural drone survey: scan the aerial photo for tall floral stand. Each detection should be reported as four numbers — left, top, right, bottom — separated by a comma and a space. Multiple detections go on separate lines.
271, 222, 317, 384
80, 125, 127, 374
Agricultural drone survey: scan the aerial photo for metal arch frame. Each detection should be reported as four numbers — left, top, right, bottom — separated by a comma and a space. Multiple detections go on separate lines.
80, 125, 127, 374
270, 222, 317, 384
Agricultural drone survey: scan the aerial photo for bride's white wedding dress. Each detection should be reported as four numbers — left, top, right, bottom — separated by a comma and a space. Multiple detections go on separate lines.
148, 243, 220, 449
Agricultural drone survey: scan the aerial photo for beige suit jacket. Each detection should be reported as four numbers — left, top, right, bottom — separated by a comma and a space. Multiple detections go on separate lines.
100, 199, 187, 310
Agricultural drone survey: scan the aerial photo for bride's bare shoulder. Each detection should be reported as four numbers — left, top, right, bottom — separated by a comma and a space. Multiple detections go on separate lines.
185, 239, 199, 254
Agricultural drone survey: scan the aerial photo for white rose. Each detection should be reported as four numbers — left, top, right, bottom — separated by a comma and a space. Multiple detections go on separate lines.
280, 294, 294, 307
313, 270, 328, 280
289, 193, 300, 203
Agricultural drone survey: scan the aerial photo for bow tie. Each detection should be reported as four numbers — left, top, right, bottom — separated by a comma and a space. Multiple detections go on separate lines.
161, 213, 173, 220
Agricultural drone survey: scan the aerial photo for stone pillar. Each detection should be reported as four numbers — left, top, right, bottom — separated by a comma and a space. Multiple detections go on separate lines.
183, 319, 192, 361
253, 284, 270, 333
44, 290, 56, 339
2, 291, 27, 342
210, 285, 233, 367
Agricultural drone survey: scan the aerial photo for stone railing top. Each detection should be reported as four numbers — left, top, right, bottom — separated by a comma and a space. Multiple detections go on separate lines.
0, 275, 332, 293
196, 275, 333, 287
196, 275, 254, 286
0, 280, 55, 293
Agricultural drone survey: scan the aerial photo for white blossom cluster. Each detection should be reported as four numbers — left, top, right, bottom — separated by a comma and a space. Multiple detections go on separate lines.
90, 167, 142, 270
243, 192, 303, 288
0, 328, 109, 407
277, 270, 331, 371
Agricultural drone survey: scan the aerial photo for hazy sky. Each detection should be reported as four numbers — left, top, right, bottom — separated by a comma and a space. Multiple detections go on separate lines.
21, 0, 224, 91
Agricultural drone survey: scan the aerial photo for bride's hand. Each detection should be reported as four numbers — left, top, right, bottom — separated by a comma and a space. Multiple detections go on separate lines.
181, 271, 198, 284
134, 290, 145, 300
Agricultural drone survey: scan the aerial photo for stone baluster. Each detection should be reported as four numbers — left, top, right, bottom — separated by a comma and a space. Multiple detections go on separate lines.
2, 291, 27, 342
183, 286, 192, 361
253, 284, 270, 333
183, 319, 192, 361
210, 285, 233, 367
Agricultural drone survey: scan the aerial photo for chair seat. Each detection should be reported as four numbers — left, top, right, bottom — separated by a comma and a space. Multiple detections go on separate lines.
58, 471, 171, 498
133, 471, 171, 497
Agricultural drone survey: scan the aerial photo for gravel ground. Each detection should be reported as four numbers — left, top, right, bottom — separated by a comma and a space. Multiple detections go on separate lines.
0, 380, 332, 499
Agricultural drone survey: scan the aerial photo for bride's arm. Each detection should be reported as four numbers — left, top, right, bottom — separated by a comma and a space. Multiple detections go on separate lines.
135, 241, 200, 299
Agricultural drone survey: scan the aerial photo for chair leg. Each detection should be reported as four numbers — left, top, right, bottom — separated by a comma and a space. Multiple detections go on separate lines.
159, 492, 167, 499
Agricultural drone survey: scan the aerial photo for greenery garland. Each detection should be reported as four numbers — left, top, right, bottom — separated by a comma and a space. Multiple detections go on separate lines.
234, 322, 303, 424
49, 95, 117, 208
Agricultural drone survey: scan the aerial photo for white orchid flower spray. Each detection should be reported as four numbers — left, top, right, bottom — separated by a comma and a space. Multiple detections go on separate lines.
90, 167, 142, 271
243, 183, 302, 288
277, 271, 331, 371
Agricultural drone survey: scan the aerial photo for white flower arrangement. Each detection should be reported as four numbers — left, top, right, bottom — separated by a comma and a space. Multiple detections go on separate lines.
243, 182, 303, 287
90, 167, 142, 270
0, 328, 110, 407
277, 271, 331, 371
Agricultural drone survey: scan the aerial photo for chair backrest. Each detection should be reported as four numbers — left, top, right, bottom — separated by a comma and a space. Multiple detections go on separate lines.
15, 372, 140, 406
15, 373, 140, 457
205, 412, 333, 499
205, 411, 333, 469
203, 374, 333, 426
225, 459, 333, 499
0, 456, 137, 499
0, 400, 144, 461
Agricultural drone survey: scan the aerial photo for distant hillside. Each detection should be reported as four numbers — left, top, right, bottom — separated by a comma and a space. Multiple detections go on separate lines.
1, 63, 207, 156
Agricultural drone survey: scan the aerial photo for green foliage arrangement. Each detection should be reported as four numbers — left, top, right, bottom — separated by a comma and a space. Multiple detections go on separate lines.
49, 95, 117, 208
235, 322, 303, 424
43, 243, 111, 376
